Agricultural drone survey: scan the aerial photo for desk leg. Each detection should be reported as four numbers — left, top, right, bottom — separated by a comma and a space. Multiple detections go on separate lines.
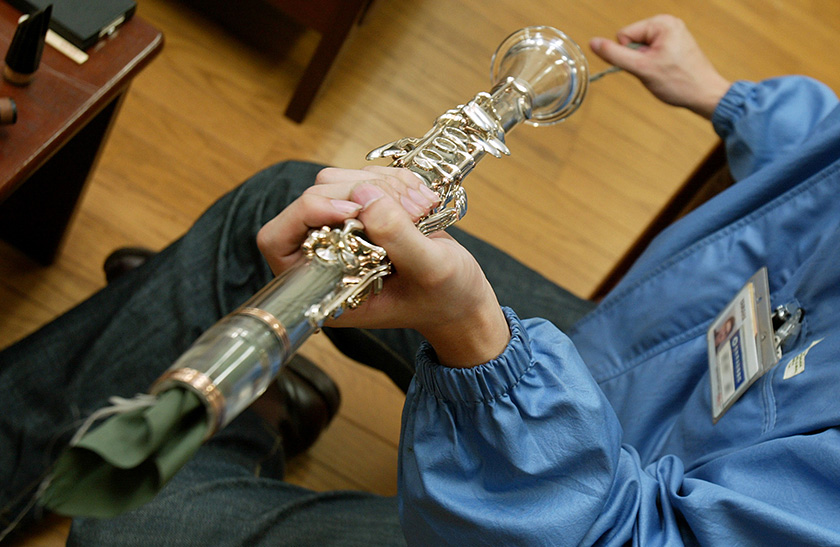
283, 0, 369, 123
0, 93, 126, 265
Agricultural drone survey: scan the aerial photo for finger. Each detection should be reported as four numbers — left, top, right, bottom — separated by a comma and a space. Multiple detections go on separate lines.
362, 165, 427, 185
352, 180, 439, 224
260, 169, 438, 267
314, 167, 384, 185
306, 174, 427, 207
257, 191, 362, 272
315, 167, 440, 216
615, 21, 656, 46
303, 178, 381, 200
351, 185, 441, 280
618, 14, 689, 48
314, 166, 420, 187
589, 37, 646, 71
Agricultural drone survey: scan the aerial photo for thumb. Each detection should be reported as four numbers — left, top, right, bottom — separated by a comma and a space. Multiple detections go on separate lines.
350, 184, 438, 277
590, 37, 643, 72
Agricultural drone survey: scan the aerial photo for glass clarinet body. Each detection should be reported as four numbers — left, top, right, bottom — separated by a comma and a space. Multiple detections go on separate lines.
151, 26, 589, 437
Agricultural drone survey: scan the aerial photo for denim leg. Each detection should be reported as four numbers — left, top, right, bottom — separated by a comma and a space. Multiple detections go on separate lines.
0, 161, 328, 535
1, 158, 590, 542
324, 226, 597, 392
68, 410, 405, 546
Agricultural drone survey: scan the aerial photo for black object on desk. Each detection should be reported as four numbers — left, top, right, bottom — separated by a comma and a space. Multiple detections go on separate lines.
6, 0, 136, 50
3, 4, 50, 85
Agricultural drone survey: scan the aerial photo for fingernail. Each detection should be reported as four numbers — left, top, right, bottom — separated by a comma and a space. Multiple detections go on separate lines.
331, 199, 362, 214
353, 184, 386, 208
407, 188, 434, 208
400, 194, 427, 216
417, 184, 441, 204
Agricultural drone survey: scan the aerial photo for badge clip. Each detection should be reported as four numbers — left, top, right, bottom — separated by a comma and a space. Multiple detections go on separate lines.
772, 305, 804, 358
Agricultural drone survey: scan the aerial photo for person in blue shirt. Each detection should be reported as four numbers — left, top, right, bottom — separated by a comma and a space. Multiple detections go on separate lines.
2, 13, 840, 546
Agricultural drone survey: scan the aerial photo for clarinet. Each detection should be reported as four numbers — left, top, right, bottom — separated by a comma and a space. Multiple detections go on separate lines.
151, 26, 590, 436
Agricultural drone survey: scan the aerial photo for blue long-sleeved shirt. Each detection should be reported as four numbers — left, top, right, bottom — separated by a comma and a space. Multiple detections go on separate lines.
399, 76, 840, 545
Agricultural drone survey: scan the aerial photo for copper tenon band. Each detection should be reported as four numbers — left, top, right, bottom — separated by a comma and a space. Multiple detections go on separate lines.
151, 367, 225, 437
236, 307, 291, 352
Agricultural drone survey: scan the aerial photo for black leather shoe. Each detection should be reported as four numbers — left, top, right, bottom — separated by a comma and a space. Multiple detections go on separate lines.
103, 247, 156, 283
276, 355, 341, 460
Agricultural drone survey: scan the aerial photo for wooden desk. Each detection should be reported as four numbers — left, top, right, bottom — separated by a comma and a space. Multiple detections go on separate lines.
0, 3, 163, 264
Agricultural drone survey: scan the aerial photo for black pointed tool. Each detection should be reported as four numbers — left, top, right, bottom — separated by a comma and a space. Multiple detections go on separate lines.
3, 4, 53, 85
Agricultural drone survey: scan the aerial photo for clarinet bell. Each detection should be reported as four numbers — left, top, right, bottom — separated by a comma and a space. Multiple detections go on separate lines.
490, 26, 589, 126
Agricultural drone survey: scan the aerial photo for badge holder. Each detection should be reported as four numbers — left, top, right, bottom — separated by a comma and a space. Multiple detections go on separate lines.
707, 268, 778, 423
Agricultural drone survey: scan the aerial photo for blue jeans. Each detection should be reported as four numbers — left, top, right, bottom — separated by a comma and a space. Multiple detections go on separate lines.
0, 161, 595, 545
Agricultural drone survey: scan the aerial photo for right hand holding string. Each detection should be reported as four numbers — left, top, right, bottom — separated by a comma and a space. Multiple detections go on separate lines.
589, 14, 732, 119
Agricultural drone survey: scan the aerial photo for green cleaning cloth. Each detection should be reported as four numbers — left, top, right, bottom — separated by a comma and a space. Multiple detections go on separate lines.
41, 388, 208, 518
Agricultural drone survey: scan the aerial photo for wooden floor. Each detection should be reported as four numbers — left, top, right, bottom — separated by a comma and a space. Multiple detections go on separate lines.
3, 0, 839, 543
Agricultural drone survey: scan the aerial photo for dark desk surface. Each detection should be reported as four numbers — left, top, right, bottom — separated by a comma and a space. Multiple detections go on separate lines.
0, 1, 163, 202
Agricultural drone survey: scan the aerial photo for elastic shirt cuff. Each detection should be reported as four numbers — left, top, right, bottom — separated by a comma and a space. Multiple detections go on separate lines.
413, 307, 533, 404
711, 80, 754, 138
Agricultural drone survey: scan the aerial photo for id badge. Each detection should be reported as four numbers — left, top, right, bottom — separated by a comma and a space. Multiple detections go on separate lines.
707, 268, 777, 423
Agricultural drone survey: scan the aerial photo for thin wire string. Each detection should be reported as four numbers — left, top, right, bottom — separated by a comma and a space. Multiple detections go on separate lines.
589, 42, 644, 83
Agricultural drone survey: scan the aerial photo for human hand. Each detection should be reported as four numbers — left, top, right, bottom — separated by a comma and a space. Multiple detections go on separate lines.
257, 166, 510, 368
589, 14, 731, 119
